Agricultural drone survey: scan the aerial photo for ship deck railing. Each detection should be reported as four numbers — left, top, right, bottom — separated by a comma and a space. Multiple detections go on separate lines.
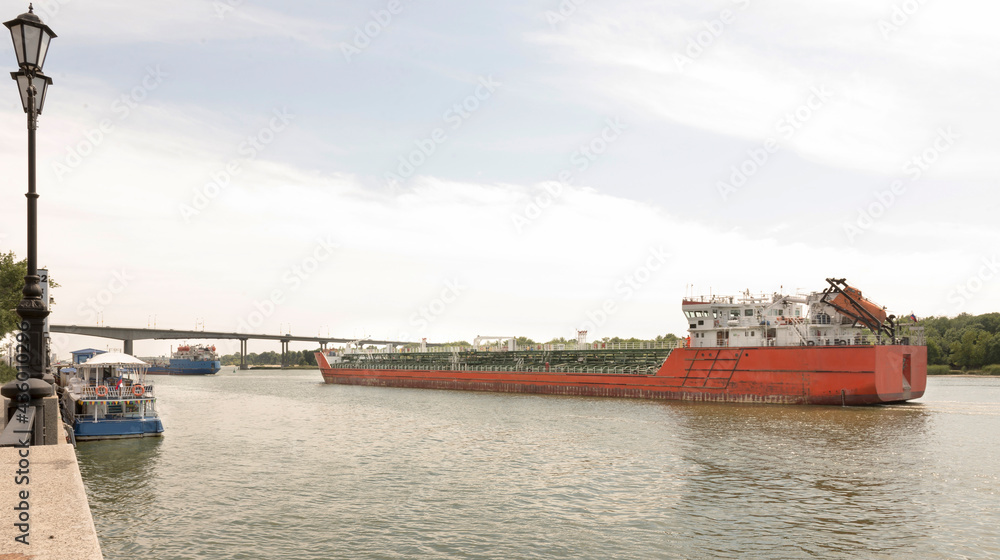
338, 340, 686, 356
73, 384, 155, 401
707, 330, 925, 347
326, 363, 658, 375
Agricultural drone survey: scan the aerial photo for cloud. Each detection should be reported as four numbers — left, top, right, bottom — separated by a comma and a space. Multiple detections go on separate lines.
30, 0, 342, 49
4, 1, 996, 358
527, 0, 999, 179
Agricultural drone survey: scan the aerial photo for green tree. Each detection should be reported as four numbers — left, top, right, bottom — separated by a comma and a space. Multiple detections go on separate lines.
926, 337, 945, 365
950, 328, 991, 369
1, 251, 60, 339
985, 332, 1000, 366
1, 251, 27, 338
656, 333, 681, 343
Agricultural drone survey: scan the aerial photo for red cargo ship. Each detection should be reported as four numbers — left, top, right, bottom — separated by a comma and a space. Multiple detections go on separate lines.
317, 279, 926, 405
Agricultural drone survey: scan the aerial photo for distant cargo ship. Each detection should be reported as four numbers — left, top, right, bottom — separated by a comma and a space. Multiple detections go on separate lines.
146, 344, 221, 375
316, 279, 926, 405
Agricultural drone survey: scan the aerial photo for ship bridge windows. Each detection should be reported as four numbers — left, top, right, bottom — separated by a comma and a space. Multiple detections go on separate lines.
685, 310, 710, 318
744, 309, 754, 317
729, 310, 740, 320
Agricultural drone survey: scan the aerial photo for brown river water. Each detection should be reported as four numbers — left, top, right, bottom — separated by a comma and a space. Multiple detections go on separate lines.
77, 372, 1000, 559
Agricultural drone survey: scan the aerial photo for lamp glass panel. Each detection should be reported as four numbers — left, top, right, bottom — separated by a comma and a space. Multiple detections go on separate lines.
36, 33, 50, 70
35, 76, 48, 114
14, 72, 29, 113
8, 23, 24, 65
22, 25, 40, 67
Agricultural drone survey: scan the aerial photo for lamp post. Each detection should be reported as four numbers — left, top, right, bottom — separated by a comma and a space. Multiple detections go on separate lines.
1, 4, 56, 404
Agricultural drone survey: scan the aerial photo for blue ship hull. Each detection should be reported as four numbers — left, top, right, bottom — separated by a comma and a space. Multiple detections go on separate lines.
74, 417, 164, 441
147, 358, 222, 375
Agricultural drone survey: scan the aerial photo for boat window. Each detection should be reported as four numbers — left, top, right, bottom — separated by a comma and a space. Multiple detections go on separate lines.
698, 320, 704, 326
729, 310, 740, 320
750, 331, 756, 336
744, 309, 753, 316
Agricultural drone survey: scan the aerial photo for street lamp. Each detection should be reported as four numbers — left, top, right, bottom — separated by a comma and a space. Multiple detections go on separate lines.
1, 4, 57, 404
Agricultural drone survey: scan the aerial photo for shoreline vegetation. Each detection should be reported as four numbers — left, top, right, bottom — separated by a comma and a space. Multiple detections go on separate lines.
927, 364, 1000, 376
3, 250, 1000, 380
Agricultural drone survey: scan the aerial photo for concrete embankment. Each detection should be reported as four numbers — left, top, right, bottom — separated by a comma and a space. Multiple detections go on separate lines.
1, 399, 103, 559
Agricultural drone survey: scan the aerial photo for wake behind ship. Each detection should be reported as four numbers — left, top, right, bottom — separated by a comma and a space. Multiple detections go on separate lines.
316, 279, 926, 405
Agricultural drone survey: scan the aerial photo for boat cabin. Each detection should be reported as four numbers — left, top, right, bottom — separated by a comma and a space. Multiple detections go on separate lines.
683, 286, 882, 348
63, 352, 163, 440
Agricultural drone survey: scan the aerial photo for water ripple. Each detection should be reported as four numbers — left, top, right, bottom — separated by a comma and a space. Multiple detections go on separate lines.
75, 372, 1000, 560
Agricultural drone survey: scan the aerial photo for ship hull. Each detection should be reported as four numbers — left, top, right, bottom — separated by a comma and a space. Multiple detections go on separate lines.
147, 359, 221, 375
74, 417, 164, 441
316, 346, 926, 405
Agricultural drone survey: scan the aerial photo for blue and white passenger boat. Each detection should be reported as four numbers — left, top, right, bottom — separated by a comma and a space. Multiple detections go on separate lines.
64, 352, 164, 441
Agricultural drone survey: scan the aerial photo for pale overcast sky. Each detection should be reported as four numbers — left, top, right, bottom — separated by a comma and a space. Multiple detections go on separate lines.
1, 0, 997, 358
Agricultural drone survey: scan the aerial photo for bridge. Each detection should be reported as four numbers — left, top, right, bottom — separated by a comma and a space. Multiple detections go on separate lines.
49, 325, 426, 370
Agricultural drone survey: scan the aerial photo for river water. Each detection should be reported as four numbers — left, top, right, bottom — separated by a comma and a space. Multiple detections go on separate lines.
76, 371, 1000, 560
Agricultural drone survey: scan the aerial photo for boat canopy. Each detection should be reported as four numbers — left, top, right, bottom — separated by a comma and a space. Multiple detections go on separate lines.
80, 352, 148, 367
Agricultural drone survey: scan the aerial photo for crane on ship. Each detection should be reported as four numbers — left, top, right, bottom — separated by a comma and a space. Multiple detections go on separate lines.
820, 278, 897, 343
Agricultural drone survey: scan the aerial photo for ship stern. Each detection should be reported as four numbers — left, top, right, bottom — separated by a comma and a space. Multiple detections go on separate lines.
874, 345, 927, 403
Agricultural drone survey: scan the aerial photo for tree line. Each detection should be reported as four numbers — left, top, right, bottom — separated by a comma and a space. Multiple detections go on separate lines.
219, 350, 318, 367
919, 312, 1000, 372
2, 247, 995, 376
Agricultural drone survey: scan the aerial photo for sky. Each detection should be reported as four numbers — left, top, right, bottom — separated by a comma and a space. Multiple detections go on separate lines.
0, 0, 997, 359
